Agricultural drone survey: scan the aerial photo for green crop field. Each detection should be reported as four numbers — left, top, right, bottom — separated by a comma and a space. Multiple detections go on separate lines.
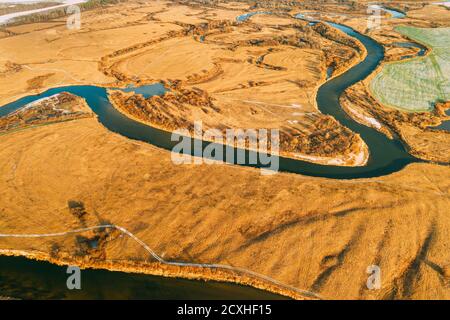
370, 26, 450, 112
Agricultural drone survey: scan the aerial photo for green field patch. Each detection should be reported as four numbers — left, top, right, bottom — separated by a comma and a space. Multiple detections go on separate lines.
370, 26, 450, 112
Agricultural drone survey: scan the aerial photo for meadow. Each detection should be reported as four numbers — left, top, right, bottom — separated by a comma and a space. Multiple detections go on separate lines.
370, 26, 450, 112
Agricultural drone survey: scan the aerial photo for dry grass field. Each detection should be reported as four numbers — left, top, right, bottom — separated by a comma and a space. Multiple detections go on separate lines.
0, 0, 449, 299
0, 116, 448, 299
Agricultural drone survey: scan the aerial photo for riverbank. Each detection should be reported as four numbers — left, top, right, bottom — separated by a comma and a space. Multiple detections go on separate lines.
0, 1, 374, 169
0, 253, 290, 300
341, 25, 450, 164
0, 247, 315, 300
0, 116, 449, 299
103, 17, 371, 168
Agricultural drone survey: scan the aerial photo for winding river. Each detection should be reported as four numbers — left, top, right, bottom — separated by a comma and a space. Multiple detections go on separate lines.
392, 41, 427, 60
0, 12, 421, 179
0, 10, 433, 299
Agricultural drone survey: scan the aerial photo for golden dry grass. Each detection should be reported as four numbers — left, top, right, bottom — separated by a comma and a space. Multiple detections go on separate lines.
115, 37, 219, 80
